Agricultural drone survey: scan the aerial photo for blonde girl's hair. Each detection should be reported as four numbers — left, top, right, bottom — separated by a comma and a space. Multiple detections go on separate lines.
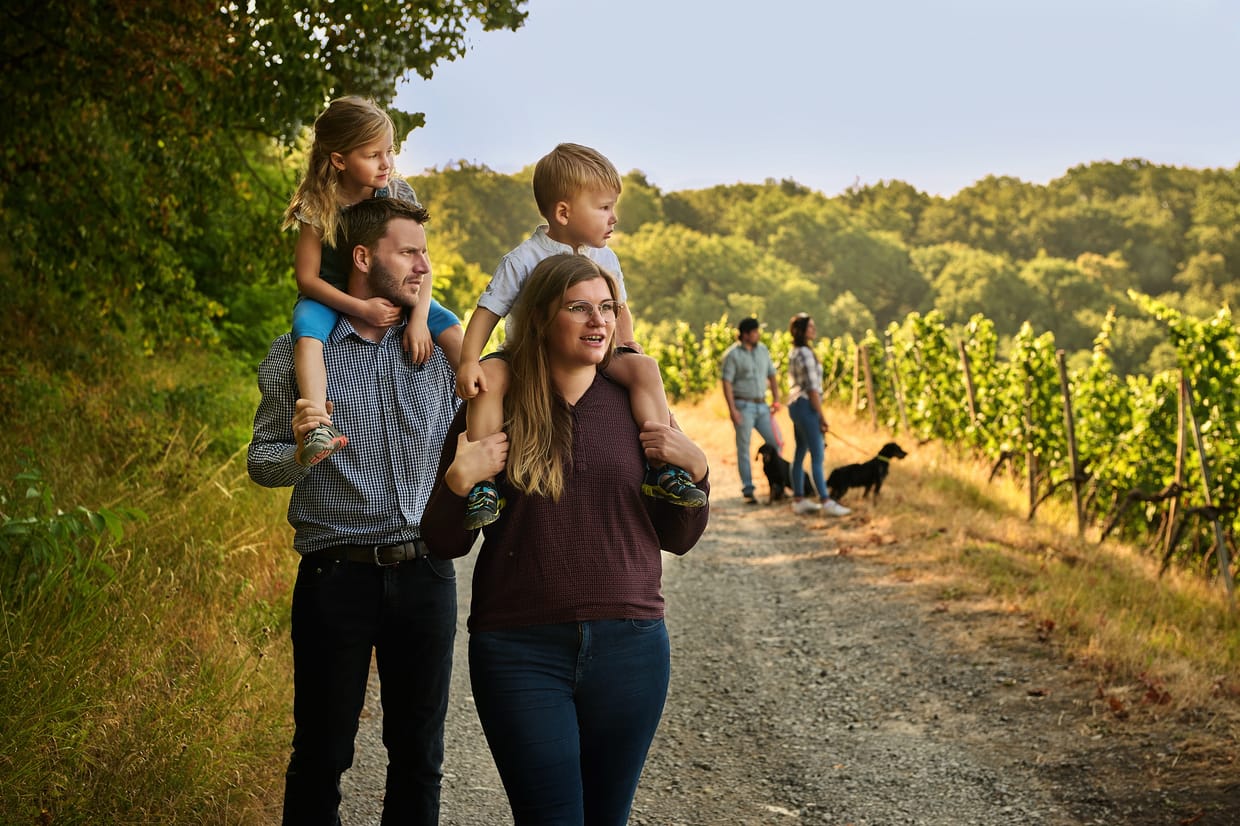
502, 253, 618, 500
532, 143, 623, 220
281, 96, 396, 248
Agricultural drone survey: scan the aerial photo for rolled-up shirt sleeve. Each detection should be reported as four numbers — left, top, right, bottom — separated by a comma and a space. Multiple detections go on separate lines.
246, 335, 311, 489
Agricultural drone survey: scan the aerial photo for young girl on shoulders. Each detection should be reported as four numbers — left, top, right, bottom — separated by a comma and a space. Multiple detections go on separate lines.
282, 96, 463, 466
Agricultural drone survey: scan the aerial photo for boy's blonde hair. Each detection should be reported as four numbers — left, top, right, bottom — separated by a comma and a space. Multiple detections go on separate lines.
532, 143, 623, 220
281, 96, 396, 248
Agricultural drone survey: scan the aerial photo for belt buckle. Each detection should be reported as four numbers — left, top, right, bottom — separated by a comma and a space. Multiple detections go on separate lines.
373, 544, 401, 567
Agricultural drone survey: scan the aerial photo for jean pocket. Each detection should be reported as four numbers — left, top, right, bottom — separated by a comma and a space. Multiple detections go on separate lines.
628, 617, 665, 633
297, 554, 343, 582
422, 555, 457, 581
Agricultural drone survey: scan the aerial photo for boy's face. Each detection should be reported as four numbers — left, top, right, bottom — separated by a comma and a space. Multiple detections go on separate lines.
555, 188, 619, 249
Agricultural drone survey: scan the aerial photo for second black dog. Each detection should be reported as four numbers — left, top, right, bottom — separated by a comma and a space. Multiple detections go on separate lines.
826, 442, 908, 502
757, 443, 828, 502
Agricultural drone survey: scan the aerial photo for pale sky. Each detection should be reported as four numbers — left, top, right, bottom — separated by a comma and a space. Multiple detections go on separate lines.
394, 0, 1240, 198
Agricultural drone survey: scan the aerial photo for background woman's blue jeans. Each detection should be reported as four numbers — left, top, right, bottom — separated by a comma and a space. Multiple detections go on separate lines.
788, 397, 827, 499
469, 619, 671, 826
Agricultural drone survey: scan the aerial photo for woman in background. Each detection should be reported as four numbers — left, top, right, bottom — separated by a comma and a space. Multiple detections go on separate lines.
786, 312, 851, 517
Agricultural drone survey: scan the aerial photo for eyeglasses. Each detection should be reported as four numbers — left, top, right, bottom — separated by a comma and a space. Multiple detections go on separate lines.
562, 300, 622, 322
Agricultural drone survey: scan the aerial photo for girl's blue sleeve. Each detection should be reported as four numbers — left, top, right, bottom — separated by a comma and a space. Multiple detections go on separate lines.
426, 299, 461, 338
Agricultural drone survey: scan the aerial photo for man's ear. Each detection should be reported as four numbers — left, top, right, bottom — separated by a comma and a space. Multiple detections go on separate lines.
352, 243, 370, 274
552, 200, 571, 227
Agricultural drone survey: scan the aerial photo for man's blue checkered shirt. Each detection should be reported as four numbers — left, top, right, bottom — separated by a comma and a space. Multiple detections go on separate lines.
247, 318, 460, 554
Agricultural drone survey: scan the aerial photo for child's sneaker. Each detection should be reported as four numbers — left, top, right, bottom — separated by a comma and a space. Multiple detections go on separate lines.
297, 424, 348, 467
642, 466, 708, 508
464, 481, 504, 530
792, 498, 822, 515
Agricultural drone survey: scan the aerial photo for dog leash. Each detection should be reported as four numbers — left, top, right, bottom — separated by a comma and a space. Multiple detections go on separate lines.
824, 428, 872, 456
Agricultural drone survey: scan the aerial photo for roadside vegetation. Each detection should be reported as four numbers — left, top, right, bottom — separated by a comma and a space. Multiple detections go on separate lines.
1, 299, 295, 822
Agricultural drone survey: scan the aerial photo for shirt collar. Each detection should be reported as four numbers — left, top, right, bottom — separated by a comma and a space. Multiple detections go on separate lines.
328, 315, 404, 346
533, 224, 589, 256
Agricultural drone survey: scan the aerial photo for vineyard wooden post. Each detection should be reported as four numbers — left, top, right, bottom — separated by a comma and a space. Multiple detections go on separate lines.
885, 341, 910, 433
860, 343, 878, 430
1182, 376, 1237, 610
852, 345, 862, 418
1024, 372, 1037, 516
1055, 350, 1085, 537
1162, 374, 1188, 569
957, 338, 979, 430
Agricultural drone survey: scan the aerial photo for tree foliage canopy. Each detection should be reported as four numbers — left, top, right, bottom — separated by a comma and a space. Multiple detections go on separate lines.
1, 0, 528, 352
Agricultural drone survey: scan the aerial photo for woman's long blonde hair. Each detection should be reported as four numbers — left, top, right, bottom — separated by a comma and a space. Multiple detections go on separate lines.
503, 254, 618, 500
281, 96, 395, 248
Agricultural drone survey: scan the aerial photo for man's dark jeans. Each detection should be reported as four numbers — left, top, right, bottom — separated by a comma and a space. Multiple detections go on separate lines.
282, 552, 457, 826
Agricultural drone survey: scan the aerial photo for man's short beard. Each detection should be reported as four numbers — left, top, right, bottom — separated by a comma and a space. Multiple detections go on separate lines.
368, 259, 419, 308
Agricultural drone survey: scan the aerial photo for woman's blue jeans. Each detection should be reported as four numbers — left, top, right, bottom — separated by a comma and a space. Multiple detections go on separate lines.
282, 553, 457, 826
788, 397, 827, 499
469, 619, 671, 826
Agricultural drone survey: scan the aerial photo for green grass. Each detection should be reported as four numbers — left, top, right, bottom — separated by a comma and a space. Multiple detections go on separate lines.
1, 317, 296, 824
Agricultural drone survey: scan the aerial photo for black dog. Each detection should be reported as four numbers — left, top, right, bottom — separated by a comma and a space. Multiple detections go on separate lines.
826, 442, 908, 502
756, 443, 828, 502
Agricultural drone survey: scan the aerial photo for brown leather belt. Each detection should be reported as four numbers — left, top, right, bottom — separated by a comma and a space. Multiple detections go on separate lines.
313, 540, 430, 567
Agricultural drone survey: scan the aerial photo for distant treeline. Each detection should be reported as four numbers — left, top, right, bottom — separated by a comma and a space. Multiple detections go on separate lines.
408, 159, 1239, 377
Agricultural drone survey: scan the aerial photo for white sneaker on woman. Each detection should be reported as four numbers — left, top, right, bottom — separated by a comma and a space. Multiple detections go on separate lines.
792, 499, 822, 515
821, 499, 851, 517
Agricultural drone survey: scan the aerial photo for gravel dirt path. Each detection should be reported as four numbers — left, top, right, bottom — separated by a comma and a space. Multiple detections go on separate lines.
339, 418, 1238, 824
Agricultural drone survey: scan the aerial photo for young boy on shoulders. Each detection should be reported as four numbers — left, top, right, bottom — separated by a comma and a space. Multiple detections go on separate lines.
455, 142, 707, 529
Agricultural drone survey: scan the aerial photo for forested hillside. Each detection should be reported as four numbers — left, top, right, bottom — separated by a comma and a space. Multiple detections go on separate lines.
408, 161, 1240, 377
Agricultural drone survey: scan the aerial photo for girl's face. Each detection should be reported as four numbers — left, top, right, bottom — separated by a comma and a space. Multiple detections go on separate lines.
547, 276, 617, 370
332, 129, 395, 196
806, 319, 817, 341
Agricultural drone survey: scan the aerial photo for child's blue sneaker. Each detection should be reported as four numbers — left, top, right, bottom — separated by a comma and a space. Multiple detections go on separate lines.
464, 481, 504, 530
642, 465, 707, 508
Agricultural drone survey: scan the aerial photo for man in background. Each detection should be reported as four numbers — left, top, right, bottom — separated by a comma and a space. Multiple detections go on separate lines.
720, 317, 781, 505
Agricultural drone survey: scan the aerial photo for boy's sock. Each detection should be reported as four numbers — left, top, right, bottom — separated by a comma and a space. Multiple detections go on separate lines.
641, 465, 707, 507
297, 424, 348, 467
465, 480, 504, 530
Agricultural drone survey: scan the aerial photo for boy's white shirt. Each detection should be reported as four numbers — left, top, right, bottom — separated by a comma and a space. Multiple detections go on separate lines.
478, 225, 626, 337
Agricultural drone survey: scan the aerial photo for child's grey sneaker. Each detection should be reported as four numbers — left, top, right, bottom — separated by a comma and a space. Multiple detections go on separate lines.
297, 424, 348, 467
